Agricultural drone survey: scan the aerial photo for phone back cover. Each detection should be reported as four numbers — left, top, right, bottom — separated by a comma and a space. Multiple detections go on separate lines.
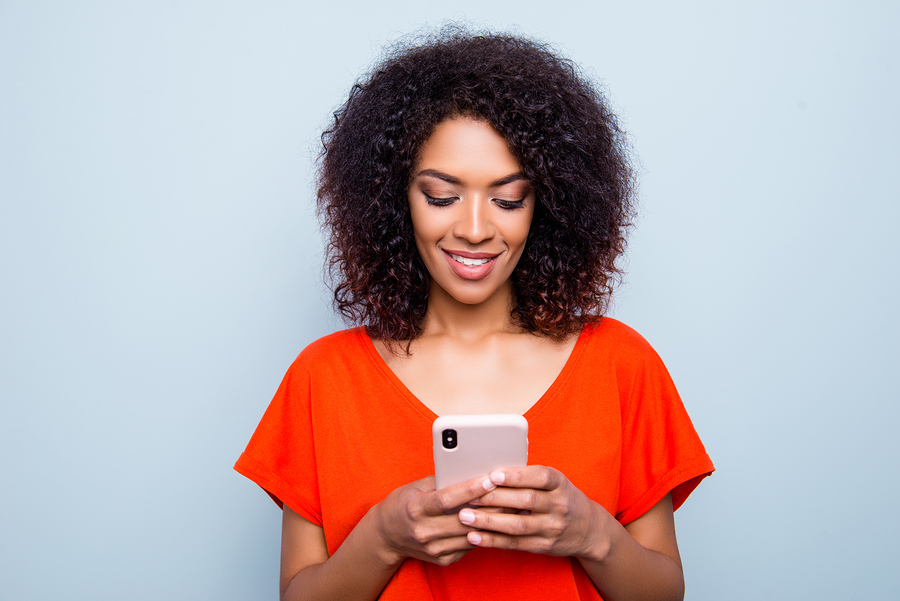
432, 414, 528, 489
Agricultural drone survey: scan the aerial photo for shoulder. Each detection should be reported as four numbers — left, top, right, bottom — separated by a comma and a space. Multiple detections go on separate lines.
293, 326, 367, 362
284, 327, 370, 377
581, 317, 661, 362
576, 318, 674, 389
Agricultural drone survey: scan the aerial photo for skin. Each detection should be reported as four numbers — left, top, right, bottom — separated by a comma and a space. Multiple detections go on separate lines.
397, 116, 575, 416
280, 118, 686, 601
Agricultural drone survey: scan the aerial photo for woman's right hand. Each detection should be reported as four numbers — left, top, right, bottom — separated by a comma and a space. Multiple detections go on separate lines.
280, 474, 499, 600
369, 474, 498, 567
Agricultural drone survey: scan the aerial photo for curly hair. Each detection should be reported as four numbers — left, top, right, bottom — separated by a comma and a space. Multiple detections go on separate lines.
317, 27, 635, 342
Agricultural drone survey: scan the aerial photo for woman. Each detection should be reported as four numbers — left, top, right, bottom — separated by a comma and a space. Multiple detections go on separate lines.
236, 29, 713, 601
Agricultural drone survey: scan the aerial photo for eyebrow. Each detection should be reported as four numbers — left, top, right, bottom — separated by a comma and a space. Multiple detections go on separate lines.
414, 169, 528, 187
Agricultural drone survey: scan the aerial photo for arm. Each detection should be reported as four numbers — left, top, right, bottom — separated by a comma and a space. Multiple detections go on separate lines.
579, 494, 684, 601
458, 467, 684, 601
279, 505, 397, 601
279, 475, 497, 601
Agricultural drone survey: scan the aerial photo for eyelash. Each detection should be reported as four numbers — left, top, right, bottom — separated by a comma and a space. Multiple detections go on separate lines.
424, 194, 456, 207
424, 194, 526, 210
494, 198, 526, 210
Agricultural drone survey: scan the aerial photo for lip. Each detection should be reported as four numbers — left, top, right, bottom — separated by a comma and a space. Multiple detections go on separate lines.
442, 249, 500, 281
443, 249, 498, 260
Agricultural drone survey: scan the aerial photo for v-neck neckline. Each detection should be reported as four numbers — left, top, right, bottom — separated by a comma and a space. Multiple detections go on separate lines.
356, 322, 594, 423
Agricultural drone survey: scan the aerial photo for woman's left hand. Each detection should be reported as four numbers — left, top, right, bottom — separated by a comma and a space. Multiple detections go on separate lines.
457, 466, 613, 562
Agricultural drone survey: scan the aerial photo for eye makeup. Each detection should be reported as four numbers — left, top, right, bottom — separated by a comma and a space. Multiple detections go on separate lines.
424, 193, 457, 207
423, 192, 528, 210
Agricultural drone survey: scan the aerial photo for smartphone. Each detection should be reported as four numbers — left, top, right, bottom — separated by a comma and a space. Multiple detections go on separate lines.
432, 414, 528, 490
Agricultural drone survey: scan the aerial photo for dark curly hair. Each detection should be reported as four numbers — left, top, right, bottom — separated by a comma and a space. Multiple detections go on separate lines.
317, 27, 635, 342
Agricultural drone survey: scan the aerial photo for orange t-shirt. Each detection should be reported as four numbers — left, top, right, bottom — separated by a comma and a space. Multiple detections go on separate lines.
235, 318, 714, 599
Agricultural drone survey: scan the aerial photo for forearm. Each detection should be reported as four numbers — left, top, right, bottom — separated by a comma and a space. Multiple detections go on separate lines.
282, 508, 402, 601
578, 512, 684, 601
280, 474, 497, 599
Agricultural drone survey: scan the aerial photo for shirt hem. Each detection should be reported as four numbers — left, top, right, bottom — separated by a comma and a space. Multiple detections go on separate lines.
615, 453, 715, 525
234, 452, 323, 527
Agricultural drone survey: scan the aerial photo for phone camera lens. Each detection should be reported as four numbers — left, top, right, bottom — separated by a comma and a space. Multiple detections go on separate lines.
442, 428, 457, 449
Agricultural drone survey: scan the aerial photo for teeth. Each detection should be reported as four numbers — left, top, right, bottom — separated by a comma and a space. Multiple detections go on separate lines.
450, 253, 490, 266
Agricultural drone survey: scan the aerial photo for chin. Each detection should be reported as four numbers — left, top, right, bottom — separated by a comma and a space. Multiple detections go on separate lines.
432, 278, 510, 307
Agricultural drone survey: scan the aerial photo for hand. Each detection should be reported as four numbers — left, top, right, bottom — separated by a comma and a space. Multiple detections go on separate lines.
457, 466, 614, 562
370, 474, 498, 567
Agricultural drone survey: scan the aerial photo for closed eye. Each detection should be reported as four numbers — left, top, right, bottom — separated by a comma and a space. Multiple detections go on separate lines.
425, 194, 457, 207
494, 198, 526, 210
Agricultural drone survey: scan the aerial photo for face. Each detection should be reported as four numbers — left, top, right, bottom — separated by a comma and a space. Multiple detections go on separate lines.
408, 117, 535, 307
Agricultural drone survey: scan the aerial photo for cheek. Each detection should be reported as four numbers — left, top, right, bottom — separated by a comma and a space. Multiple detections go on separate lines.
505, 210, 534, 247
410, 206, 450, 245
408, 204, 426, 241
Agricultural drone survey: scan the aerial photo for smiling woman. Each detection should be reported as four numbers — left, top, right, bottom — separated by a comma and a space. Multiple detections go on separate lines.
315, 30, 637, 344
235, 27, 713, 601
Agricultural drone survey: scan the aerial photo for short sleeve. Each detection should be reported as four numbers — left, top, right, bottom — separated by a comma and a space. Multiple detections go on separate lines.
234, 356, 322, 526
614, 335, 714, 525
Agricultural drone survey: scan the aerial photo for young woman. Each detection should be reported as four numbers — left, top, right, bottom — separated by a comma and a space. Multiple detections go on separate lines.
236, 30, 713, 601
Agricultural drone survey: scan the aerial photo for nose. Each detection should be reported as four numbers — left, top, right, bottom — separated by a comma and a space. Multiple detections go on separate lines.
452, 197, 495, 244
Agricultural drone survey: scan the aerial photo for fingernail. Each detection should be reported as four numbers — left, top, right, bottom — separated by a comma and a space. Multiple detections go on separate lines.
459, 508, 475, 525
482, 477, 496, 490
489, 470, 505, 485
468, 531, 482, 545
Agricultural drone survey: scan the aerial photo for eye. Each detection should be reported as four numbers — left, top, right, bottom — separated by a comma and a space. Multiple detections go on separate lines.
494, 198, 526, 210
425, 193, 457, 207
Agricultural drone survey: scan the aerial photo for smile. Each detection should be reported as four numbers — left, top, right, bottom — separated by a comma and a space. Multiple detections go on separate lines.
448, 253, 491, 266
441, 249, 499, 281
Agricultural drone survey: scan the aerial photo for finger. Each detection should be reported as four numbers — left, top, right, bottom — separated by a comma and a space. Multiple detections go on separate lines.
425, 475, 497, 516
423, 547, 472, 567
410, 512, 480, 543
467, 505, 519, 514
404, 531, 474, 566
458, 507, 538, 537
474, 487, 549, 513
488, 465, 563, 491
408, 475, 437, 492
466, 530, 558, 555
415, 532, 474, 559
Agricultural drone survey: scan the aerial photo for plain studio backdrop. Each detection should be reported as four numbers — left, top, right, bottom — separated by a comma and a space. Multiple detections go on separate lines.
1, 1, 897, 599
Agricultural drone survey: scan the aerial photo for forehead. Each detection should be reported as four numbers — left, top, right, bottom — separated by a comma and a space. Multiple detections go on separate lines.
415, 118, 522, 179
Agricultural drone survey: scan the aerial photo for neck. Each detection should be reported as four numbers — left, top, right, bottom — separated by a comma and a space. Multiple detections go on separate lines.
421, 279, 521, 341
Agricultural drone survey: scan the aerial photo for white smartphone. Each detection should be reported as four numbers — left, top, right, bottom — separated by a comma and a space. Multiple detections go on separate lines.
432, 414, 529, 490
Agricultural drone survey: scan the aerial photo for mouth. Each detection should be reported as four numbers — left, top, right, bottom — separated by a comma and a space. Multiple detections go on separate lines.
441, 249, 500, 281
447, 252, 491, 267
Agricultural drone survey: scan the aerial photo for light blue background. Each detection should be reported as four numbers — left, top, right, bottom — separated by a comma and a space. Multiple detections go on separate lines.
2, 1, 898, 599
